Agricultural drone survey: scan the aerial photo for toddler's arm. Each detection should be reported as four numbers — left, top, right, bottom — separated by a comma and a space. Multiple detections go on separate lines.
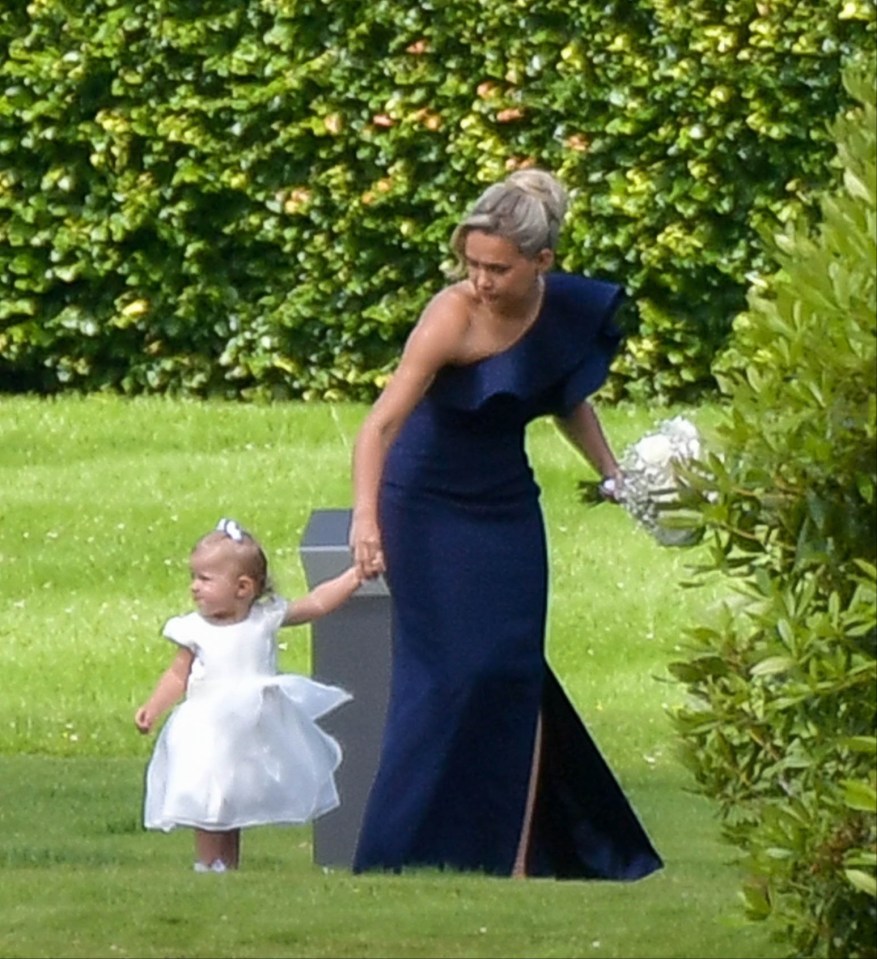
283, 566, 364, 626
134, 647, 195, 733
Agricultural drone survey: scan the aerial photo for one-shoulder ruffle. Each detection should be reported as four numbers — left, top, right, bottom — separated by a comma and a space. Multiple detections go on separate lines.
429, 272, 624, 416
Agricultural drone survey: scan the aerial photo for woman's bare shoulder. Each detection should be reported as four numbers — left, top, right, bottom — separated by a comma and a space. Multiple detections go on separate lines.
407, 282, 473, 362
423, 281, 474, 321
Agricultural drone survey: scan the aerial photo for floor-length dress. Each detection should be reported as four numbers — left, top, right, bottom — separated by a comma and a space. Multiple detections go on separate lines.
143, 596, 351, 833
352, 271, 663, 879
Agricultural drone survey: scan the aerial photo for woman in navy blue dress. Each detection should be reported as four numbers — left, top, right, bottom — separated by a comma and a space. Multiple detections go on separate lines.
349, 169, 662, 880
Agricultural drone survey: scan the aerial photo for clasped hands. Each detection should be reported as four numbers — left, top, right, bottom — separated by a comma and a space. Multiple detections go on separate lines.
350, 516, 386, 580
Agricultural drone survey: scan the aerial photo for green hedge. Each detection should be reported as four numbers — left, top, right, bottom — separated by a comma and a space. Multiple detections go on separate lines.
0, 0, 874, 400
668, 58, 876, 959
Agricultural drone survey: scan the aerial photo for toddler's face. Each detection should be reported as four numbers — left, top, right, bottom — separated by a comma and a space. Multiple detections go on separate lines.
188, 545, 244, 622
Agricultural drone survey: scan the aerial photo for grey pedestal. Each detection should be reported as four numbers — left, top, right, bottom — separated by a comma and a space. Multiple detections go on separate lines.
299, 508, 392, 869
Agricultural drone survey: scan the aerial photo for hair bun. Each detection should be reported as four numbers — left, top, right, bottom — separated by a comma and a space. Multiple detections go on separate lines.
450, 167, 569, 262
506, 169, 568, 225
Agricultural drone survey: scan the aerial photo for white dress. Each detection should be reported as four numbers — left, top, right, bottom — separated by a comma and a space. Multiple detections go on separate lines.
143, 596, 351, 832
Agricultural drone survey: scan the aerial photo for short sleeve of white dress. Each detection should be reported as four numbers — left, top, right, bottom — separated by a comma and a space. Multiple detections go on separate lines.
160, 599, 288, 650
258, 595, 288, 633
161, 613, 199, 651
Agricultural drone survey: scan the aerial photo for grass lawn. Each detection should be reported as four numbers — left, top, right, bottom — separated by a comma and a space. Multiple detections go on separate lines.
0, 394, 786, 959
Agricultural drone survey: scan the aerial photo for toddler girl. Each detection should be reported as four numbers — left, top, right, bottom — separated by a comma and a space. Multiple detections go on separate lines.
134, 517, 362, 873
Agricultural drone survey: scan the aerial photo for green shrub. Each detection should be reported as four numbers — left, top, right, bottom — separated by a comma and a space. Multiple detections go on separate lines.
667, 57, 876, 958
0, 1, 873, 400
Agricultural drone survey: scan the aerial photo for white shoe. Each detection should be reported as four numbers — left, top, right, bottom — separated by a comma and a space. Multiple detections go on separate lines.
210, 859, 227, 873
193, 861, 210, 873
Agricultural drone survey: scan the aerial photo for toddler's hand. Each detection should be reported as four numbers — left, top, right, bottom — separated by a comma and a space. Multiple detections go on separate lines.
134, 707, 153, 734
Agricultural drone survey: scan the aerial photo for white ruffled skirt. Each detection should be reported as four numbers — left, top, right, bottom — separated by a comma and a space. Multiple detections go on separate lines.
143, 674, 351, 832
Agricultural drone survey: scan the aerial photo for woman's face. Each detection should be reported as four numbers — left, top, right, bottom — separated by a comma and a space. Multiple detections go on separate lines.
462, 230, 550, 308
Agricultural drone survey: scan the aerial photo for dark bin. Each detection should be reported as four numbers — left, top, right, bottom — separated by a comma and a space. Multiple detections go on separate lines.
298, 508, 391, 869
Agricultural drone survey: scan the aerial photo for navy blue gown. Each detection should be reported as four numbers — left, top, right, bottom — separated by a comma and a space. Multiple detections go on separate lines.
352, 271, 663, 880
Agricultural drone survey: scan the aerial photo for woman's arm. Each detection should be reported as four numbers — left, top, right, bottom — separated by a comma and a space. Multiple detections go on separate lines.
554, 400, 622, 493
351, 290, 467, 579
134, 647, 195, 733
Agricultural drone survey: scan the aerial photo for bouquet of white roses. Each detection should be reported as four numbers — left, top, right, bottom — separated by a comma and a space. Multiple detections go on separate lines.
579, 416, 705, 547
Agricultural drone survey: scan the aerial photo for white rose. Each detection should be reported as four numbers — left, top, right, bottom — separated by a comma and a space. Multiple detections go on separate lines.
661, 417, 702, 459
632, 433, 673, 467
663, 416, 699, 441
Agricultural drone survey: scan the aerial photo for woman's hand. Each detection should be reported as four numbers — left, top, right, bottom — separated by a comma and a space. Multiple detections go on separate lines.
599, 472, 625, 504
350, 514, 386, 580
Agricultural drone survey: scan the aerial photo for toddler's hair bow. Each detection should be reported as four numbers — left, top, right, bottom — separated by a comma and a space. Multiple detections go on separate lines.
216, 517, 244, 542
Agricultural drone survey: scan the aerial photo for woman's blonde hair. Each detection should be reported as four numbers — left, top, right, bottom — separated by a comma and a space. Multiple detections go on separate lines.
450, 169, 569, 269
